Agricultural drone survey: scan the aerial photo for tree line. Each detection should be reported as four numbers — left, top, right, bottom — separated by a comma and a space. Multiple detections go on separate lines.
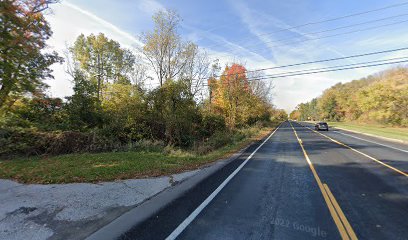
290, 66, 408, 126
0, 1, 286, 157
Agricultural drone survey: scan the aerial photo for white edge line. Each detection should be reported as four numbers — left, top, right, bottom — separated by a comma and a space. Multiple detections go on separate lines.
301, 122, 408, 153
335, 131, 408, 153
165, 124, 281, 240
333, 126, 406, 144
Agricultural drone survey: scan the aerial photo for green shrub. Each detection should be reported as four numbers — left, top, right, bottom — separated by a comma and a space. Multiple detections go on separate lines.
200, 113, 226, 137
0, 127, 116, 158
190, 130, 232, 155
207, 131, 234, 149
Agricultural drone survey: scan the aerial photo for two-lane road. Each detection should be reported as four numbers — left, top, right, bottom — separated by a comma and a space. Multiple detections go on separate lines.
291, 121, 408, 239
176, 121, 340, 240
121, 121, 408, 240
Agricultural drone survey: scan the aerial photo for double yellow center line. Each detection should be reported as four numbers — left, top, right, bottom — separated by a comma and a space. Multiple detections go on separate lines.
289, 121, 358, 240
300, 123, 408, 177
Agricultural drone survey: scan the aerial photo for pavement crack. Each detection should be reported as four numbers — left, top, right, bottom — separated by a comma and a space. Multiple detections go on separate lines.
6, 207, 38, 217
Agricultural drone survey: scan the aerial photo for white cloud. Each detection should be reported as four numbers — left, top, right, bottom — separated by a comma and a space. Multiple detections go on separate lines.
44, 1, 151, 98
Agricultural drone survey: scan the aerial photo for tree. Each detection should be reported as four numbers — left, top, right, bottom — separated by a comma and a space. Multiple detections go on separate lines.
295, 65, 408, 126
65, 70, 102, 130
289, 109, 300, 120
6, 91, 65, 130
145, 80, 200, 146
0, 0, 62, 108
210, 64, 257, 129
272, 109, 288, 122
179, 45, 210, 97
140, 9, 199, 86
69, 33, 137, 101
101, 83, 146, 141
317, 89, 341, 121
130, 55, 150, 88
294, 99, 319, 121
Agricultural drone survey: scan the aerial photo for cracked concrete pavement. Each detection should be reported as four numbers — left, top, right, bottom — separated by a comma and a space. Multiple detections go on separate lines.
0, 170, 199, 240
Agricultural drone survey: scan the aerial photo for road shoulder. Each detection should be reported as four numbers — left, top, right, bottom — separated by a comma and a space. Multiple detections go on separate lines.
0, 171, 199, 240
86, 137, 261, 240
0, 127, 275, 240
332, 126, 408, 145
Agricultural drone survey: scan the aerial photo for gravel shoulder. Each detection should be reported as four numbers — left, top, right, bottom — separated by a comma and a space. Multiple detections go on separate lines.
0, 170, 198, 240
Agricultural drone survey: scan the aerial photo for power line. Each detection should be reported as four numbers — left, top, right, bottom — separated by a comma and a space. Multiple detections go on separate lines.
203, 46, 408, 80
243, 59, 408, 82
214, 18, 408, 57
205, 1, 408, 50
246, 56, 408, 78
239, 13, 408, 49
147, 47, 408, 87
198, 58, 408, 87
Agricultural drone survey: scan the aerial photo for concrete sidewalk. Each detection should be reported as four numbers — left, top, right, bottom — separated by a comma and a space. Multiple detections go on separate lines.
0, 170, 198, 240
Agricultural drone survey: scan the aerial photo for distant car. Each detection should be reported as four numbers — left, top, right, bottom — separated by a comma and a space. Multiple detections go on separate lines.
315, 122, 329, 131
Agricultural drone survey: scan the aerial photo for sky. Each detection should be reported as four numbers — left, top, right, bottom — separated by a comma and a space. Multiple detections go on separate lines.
44, 0, 408, 112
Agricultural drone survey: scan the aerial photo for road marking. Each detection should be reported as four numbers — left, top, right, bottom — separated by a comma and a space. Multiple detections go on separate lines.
298, 123, 408, 177
323, 184, 358, 240
334, 131, 408, 153
289, 121, 357, 240
166, 124, 281, 240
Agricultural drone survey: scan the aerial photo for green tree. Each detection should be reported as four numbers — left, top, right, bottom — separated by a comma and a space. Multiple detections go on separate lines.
65, 70, 102, 130
145, 80, 200, 146
69, 33, 136, 101
318, 89, 341, 121
101, 83, 146, 141
0, 0, 62, 108
2, 91, 65, 130
296, 66, 408, 126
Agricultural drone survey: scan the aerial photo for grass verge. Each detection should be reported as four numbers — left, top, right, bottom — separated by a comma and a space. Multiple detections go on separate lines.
0, 124, 277, 184
328, 122, 408, 142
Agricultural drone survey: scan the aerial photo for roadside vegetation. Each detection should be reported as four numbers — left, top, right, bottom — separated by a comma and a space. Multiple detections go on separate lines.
290, 66, 408, 128
0, 1, 286, 183
0, 125, 278, 183
327, 122, 408, 142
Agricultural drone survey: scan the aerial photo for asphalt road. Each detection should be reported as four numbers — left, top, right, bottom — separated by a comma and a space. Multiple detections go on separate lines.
121, 121, 408, 240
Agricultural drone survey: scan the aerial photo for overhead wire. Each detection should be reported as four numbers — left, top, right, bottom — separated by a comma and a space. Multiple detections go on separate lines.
147, 58, 408, 88
239, 13, 408, 49
193, 46, 408, 81
244, 56, 408, 79
185, 57, 408, 88
204, 1, 408, 49
220, 59, 408, 83
213, 18, 408, 58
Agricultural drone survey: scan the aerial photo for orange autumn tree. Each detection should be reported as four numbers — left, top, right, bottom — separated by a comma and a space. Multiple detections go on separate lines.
209, 63, 255, 129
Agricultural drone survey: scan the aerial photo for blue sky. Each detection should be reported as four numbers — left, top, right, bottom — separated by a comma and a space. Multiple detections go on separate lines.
44, 0, 408, 111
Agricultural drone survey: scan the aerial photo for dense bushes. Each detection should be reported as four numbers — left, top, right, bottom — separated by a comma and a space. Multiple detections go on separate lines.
143, 80, 202, 146
0, 124, 269, 158
0, 128, 108, 157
